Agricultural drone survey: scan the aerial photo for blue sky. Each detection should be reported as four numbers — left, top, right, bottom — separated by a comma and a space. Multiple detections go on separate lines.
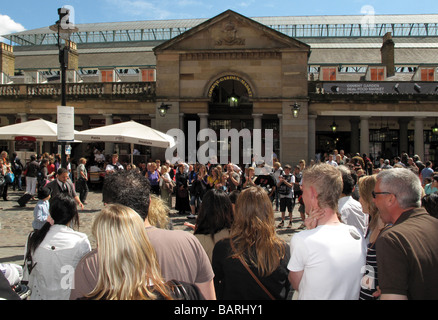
1, 0, 438, 39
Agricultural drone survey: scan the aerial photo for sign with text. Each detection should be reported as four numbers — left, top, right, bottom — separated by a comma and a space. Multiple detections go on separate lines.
57, 106, 75, 141
322, 82, 438, 95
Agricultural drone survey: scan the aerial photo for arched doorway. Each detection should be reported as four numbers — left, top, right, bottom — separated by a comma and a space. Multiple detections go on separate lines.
208, 76, 252, 108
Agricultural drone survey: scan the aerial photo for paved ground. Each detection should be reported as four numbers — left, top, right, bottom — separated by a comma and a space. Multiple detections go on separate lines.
0, 187, 304, 266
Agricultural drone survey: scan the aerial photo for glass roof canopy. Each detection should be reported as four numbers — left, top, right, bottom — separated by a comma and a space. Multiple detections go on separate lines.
4, 14, 438, 46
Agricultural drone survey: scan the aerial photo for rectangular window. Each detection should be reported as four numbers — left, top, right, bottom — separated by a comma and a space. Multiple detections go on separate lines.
101, 70, 113, 82
141, 69, 156, 82
421, 68, 435, 81
369, 67, 385, 81
322, 67, 337, 81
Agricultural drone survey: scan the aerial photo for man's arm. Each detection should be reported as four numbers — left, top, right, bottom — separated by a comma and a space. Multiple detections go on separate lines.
288, 270, 304, 291
74, 195, 84, 210
195, 279, 216, 300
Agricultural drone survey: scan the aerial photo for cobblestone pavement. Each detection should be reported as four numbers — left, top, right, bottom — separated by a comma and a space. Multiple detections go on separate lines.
0, 187, 304, 266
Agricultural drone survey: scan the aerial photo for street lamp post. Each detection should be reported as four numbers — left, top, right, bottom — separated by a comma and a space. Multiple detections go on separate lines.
49, 8, 78, 169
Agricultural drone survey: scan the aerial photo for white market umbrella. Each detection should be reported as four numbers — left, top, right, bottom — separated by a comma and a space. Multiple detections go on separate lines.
0, 118, 80, 153
0, 118, 61, 141
75, 120, 176, 163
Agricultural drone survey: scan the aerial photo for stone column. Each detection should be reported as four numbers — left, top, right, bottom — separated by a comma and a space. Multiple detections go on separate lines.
278, 114, 283, 161
252, 113, 263, 130
199, 113, 209, 131
308, 114, 317, 163
103, 114, 114, 156
17, 113, 27, 122
414, 117, 425, 160
149, 113, 159, 161
360, 116, 371, 156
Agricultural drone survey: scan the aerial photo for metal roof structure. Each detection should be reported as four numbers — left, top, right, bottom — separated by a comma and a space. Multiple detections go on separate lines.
3, 14, 438, 46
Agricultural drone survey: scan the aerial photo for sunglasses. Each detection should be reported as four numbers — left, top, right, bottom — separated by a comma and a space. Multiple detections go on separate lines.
372, 191, 392, 198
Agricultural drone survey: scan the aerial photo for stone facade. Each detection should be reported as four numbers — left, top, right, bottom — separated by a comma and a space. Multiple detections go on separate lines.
153, 10, 310, 165
1, 10, 437, 165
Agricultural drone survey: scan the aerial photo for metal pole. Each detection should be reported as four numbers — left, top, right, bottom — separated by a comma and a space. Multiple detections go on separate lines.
60, 47, 67, 169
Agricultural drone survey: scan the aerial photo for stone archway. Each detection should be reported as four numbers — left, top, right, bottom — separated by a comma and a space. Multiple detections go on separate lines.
207, 74, 253, 104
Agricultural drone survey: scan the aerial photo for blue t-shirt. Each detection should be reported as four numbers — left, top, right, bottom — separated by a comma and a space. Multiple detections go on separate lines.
424, 183, 438, 195
148, 170, 160, 186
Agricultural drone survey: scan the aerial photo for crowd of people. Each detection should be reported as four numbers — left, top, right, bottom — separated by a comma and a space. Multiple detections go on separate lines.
1, 147, 438, 301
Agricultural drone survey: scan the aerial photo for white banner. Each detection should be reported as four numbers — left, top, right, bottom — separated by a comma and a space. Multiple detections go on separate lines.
57, 106, 75, 141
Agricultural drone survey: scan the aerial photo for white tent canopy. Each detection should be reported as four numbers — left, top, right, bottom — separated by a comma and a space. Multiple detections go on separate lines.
0, 118, 81, 154
75, 120, 175, 164
75, 120, 175, 148
0, 118, 78, 141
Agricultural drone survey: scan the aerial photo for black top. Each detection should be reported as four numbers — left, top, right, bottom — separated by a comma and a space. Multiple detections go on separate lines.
212, 238, 291, 300
25, 160, 40, 178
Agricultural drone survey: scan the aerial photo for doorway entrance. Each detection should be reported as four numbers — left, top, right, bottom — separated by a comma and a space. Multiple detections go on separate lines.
208, 77, 253, 166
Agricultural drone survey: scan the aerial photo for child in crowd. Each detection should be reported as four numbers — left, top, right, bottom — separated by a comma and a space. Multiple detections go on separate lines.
32, 187, 51, 231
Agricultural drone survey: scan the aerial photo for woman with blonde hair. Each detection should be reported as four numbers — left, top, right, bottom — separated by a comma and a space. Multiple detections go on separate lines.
358, 174, 390, 300
1, 151, 12, 201
159, 165, 173, 208
148, 194, 171, 229
85, 204, 202, 300
212, 186, 290, 300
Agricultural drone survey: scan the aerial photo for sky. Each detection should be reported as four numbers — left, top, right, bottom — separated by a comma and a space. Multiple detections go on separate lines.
1, 0, 438, 41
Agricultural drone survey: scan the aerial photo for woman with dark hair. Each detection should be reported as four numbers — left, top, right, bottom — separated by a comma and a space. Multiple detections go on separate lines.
192, 189, 234, 262
38, 158, 50, 189
212, 186, 290, 300
24, 193, 91, 300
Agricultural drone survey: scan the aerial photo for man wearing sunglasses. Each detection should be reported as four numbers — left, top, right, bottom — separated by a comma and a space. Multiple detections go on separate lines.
373, 168, 438, 300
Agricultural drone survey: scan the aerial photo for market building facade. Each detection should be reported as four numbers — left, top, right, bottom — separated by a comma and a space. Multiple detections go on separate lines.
0, 10, 437, 166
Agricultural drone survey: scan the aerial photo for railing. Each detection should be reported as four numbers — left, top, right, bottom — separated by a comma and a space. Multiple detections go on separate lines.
0, 85, 20, 96
0, 81, 156, 99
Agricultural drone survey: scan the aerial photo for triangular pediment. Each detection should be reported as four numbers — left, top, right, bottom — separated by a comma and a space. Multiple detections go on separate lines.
154, 10, 310, 53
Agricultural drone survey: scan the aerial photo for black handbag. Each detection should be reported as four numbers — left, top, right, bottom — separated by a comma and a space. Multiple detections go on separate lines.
167, 279, 203, 300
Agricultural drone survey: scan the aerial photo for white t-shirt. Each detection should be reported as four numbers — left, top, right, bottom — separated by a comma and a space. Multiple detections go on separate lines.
338, 196, 369, 238
326, 160, 338, 167
288, 223, 366, 300
27, 225, 91, 300
159, 172, 171, 187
